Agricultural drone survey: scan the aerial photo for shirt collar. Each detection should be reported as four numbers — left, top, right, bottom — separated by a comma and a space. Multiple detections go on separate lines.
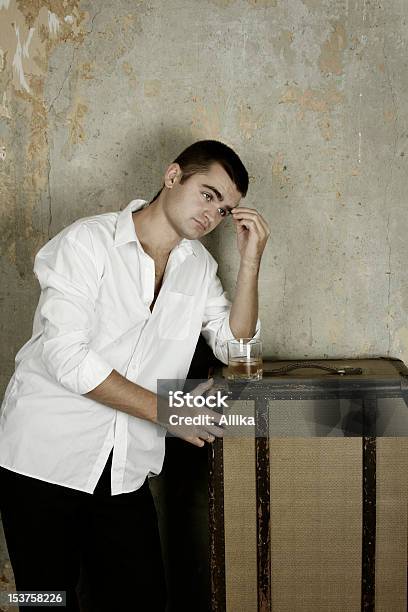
176, 239, 198, 257
114, 200, 147, 248
114, 199, 198, 257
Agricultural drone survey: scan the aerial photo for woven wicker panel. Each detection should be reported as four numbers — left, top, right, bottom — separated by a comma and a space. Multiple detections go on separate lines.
270, 438, 362, 612
376, 437, 408, 612
223, 401, 257, 612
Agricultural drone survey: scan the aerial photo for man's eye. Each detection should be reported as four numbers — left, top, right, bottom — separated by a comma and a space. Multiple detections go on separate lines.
217, 207, 227, 217
203, 192, 213, 202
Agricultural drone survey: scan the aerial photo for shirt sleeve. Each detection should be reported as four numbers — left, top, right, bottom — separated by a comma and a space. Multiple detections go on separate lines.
201, 259, 261, 365
33, 223, 114, 395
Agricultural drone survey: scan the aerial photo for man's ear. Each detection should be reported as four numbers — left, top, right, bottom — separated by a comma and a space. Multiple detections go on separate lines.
164, 163, 181, 188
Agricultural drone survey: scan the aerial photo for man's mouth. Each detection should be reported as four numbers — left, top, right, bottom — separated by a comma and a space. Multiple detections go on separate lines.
193, 218, 207, 231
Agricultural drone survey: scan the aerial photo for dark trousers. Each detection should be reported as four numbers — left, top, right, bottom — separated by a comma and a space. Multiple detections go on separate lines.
0, 451, 166, 611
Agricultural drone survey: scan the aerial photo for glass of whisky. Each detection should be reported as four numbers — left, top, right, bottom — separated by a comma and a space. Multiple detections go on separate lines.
227, 338, 263, 381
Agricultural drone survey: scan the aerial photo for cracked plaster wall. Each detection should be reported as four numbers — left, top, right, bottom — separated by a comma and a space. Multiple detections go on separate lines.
0, 0, 408, 597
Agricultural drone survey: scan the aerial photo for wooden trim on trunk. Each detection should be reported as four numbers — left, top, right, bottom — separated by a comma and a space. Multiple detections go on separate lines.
209, 438, 226, 611
256, 398, 272, 611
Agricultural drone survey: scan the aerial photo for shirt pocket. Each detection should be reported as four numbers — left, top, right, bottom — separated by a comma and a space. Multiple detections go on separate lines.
159, 291, 194, 341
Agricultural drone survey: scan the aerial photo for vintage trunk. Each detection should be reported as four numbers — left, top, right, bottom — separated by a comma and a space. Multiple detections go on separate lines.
209, 358, 408, 612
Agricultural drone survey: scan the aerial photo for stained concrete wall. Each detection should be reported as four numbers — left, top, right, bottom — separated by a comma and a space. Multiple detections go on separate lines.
0, 0, 407, 602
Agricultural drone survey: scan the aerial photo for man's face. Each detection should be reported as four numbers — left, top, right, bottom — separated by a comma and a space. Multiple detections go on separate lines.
163, 162, 242, 239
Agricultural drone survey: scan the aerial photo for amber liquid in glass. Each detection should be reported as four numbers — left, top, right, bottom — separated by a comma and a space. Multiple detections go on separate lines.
227, 357, 263, 381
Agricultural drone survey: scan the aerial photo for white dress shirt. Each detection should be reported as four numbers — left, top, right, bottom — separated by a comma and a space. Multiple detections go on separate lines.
0, 199, 260, 494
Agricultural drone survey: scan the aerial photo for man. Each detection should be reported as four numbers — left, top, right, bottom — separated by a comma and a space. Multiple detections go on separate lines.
0, 140, 270, 611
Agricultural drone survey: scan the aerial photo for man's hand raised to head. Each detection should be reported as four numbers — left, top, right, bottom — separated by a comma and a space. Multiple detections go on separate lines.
231, 207, 270, 266
228, 206, 270, 340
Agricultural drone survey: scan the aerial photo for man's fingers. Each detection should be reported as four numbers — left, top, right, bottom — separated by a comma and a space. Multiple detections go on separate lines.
191, 378, 214, 397
231, 207, 264, 220
235, 218, 262, 236
197, 424, 224, 438
233, 212, 269, 236
185, 435, 214, 447
196, 431, 215, 443
232, 208, 270, 236
186, 436, 205, 447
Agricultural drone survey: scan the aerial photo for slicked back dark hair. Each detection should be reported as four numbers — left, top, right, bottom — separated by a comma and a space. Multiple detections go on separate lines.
150, 140, 249, 203
173, 140, 249, 197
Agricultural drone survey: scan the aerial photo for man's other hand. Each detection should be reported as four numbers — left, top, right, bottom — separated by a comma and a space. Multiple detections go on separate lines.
159, 378, 225, 448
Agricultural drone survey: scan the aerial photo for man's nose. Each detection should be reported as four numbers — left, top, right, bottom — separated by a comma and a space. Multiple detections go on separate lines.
203, 202, 218, 225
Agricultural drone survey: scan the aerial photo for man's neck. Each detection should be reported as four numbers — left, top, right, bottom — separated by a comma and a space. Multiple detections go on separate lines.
132, 197, 179, 259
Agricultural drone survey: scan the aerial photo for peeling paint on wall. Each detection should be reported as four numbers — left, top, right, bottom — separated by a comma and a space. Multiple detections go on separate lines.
122, 61, 137, 88
144, 79, 161, 97
280, 85, 343, 114
191, 98, 221, 140
272, 29, 295, 63
239, 102, 261, 140
0, 0, 90, 272
47, 11, 60, 38
272, 152, 290, 186
0, 92, 11, 119
67, 97, 88, 146
12, 24, 34, 93
279, 84, 343, 140
80, 61, 95, 81
319, 20, 347, 76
